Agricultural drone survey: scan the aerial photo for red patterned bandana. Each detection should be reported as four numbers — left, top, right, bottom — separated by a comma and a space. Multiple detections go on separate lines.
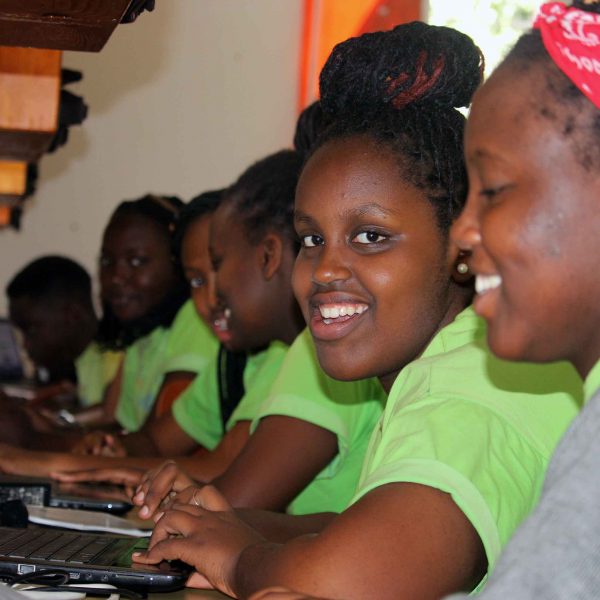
534, 2, 600, 108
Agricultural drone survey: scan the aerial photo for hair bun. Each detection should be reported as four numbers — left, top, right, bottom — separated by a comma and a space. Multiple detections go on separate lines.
319, 21, 483, 116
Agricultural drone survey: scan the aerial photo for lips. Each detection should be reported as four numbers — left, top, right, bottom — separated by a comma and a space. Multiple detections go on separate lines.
211, 307, 233, 344
308, 293, 371, 342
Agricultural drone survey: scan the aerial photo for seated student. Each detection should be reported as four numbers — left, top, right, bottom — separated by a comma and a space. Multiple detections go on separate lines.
4, 255, 121, 408
0, 194, 217, 450
444, 2, 600, 598
132, 22, 583, 600
0, 153, 304, 481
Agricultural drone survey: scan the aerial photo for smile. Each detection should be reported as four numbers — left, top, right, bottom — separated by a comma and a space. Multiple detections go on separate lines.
475, 274, 502, 295
212, 307, 233, 343
319, 303, 368, 323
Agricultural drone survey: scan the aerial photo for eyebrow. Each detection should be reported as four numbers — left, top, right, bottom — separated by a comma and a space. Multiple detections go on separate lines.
294, 202, 397, 223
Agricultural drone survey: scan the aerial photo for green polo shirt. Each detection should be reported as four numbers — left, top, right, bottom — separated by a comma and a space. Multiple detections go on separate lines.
584, 358, 600, 403
115, 300, 217, 431
251, 328, 386, 515
172, 341, 289, 450
352, 307, 582, 592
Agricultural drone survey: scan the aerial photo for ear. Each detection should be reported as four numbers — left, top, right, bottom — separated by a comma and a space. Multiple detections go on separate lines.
450, 248, 474, 285
259, 233, 284, 281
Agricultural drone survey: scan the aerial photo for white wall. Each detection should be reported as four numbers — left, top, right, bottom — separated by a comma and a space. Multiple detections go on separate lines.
0, 0, 302, 313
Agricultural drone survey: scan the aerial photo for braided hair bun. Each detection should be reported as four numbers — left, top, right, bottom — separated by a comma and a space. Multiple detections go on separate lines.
319, 21, 483, 118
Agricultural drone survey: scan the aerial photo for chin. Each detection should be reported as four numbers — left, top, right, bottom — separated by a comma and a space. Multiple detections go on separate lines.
315, 349, 371, 382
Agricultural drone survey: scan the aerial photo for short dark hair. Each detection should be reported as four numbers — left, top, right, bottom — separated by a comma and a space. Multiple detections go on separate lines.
224, 149, 303, 246
173, 189, 224, 260
6, 255, 92, 308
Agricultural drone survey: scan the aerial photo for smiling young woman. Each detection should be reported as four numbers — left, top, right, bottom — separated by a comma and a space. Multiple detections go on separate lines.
131, 21, 582, 600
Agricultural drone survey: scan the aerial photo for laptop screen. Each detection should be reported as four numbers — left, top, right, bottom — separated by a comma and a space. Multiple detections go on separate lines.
0, 320, 24, 382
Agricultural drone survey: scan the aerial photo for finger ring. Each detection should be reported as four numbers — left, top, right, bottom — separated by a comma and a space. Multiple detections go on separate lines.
192, 488, 201, 506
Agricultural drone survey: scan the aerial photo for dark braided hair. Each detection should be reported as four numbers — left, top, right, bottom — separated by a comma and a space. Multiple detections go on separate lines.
224, 149, 303, 247
314, 21, 483, 231
501, 1, 600, 172
97, 194, 189, 350
293, 101, 329, 161
173, 189, 224, 261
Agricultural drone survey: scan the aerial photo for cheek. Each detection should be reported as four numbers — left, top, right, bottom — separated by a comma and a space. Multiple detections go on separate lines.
292, 257, 312, 318
191, 288, 210, 324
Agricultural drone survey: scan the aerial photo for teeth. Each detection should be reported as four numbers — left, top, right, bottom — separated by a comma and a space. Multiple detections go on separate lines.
318, 303, 368, 321
475, 274, 502, 295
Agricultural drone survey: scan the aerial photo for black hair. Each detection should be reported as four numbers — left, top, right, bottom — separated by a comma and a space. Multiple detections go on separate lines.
6, 255, 93, 310
293, 101, 329, 161
313, 21, 484, 231
224, 149, 303, 246
96, 194, 189, 350
172, 189, 224, 260
501, 1, 600, 172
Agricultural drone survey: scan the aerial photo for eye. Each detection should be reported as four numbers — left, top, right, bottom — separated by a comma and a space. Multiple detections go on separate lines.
301, 234, 323, 248
129, 256, 147, 268
352, 231, 387, 244
189, 276, 205, 289
99, 256, 113, 269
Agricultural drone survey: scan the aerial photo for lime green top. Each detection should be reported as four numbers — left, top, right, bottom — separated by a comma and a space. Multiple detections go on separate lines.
251, 328, 386, 515
115, 300, 218, 432
352, 307, 583, 591
75, 342, 122, 407
584, 358, 600, 403
172, 341, 289, 450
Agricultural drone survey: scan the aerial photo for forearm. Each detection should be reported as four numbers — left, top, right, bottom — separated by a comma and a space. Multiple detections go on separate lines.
233, 537, 314, 599
235, 509, 335, 543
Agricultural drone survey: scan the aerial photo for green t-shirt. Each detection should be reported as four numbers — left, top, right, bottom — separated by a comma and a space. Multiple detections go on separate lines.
352, 307, 583, 591
172, 341, 289, 450
75, 342, 122, 407
584, 358, 600, 403
251, 328, 386, 515
115, 300, 218, 432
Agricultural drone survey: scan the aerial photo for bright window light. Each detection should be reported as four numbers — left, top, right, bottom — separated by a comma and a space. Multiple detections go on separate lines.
427, 0, 541, 76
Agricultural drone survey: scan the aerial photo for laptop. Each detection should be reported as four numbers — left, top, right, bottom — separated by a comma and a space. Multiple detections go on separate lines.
0, 320, 24, 383
0, 475, 132, 515
0, 524, 190, 592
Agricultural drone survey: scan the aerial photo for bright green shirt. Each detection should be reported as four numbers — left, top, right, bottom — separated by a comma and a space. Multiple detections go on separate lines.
251, 328, 386, 515
75, 342, 122, 407
352, 307, 582, 591
115, 300, 217, 432
172, 341, 289, 450
584, 358, 600, 403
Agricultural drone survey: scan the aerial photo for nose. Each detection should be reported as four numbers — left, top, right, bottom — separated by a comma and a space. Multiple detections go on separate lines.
312, 243, 352, 286
207, 271, 220, 313
451, 196, 482, 253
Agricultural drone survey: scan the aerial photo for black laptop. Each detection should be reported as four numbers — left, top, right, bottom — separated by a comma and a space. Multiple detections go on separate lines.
0, 525, 190, 592
0, 320, 24, 383
0, 475, 132, 515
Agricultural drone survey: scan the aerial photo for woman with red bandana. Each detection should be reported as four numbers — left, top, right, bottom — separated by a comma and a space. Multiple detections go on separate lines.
448, 1, 600, 598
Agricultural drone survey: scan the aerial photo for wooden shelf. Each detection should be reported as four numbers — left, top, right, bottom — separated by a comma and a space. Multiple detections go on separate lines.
0, 0, 135, 52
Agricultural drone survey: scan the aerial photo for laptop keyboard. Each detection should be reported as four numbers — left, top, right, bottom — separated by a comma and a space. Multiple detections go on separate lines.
0, 528, 137, 565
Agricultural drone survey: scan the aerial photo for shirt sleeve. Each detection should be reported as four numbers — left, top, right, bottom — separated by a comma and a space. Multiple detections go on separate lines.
352, 396, 547, 585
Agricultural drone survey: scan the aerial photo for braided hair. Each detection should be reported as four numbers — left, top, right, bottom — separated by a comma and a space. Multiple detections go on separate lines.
313, 21, 483, 231
502, 1, 600, 172
97, 194, 189, 350
224, 149, 303, 247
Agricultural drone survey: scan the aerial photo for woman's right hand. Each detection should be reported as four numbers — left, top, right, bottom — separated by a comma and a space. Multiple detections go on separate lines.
133, 460, 197, 519
249, 589, 329, 600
